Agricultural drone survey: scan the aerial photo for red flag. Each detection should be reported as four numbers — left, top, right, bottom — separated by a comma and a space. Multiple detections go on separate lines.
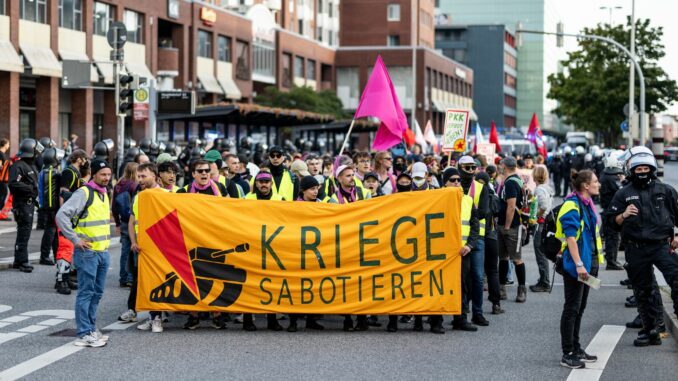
527, 113, 547, 157
489, 120, 502, 153
354, 56, 409, 150
404, 128, 416, 146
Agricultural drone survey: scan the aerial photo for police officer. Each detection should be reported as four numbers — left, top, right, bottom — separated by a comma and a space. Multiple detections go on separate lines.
607, 146, 678, 347
9, 139, 43, 272
599, 151, 625, 270
38, 148, 64, 266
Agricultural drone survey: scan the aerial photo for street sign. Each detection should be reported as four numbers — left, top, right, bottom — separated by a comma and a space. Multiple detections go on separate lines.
623, 103, 637, 117
107, 21, 128, 50
158, 91, 196, 115
61, 60, 92, 89
442, 109, 470, 153
133, 86, 150, 121
620, 119, 629, 132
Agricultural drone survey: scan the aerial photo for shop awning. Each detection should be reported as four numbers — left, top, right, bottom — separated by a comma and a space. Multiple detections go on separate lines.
20, 44, 62, 77
216, 63, 242, 100
197, 73, 224, 95
432, 100, 447, 112
125, 62, 154, 82
59, 49, 98, 83
94, 62, 114, 84
0, 40, 24, 73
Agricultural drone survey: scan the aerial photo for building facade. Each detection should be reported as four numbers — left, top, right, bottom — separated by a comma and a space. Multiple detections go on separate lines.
435, 24, 517, 131
437, 0, 566, 133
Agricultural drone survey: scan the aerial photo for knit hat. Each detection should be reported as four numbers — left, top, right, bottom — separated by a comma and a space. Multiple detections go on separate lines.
300, 176, 320, 192
441, 167, 460, 184
90, 159, 110, 176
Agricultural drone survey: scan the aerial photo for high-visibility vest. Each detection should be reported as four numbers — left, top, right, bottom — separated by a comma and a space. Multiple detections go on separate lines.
467, 180, 486, 237
461, 194, 473, 246
132, 188, 169, 234
555, 199, 604, 265
245, 192, 284, 201
324, 176, 363, 198
328, 186, 370, 204
166, 185, 180, 193
73, 186, 111, 252
249, 170, 295, 201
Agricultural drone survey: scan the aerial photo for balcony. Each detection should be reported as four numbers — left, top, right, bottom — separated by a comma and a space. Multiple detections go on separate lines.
157, 47, 179, 73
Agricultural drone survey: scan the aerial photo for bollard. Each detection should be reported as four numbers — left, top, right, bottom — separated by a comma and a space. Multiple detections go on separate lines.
652, 127, 664, 178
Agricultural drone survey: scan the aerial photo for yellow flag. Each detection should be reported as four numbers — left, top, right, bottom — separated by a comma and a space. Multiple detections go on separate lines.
136, 188, 463, 315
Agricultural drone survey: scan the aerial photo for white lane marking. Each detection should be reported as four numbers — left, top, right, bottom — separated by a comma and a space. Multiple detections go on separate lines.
0, 316, 30, 323
0, 238, 121, 265
35, 319, 67, 327
0, 323, 11, 329
567, 325, 626, 381
0, 305, 11, 314
0, 333, 28, 345
16, 325, 49, 334
0, 317, 142, 381
21, 310, 75, 320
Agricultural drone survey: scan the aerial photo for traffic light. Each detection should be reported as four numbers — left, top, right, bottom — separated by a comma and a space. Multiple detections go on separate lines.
556, 22, 564, 48
119, 73, 134, 113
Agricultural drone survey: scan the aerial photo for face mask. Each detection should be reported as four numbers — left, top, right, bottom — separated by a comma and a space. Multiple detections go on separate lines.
396, 183, 411, 192
394, 163, 406, 172
631, 173, 652, 187
413, 178, 426, 187
460, 169, 474, 181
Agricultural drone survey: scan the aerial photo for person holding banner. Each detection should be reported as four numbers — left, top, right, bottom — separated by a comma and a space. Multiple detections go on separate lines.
178, 160, 229, 197
244, 171, 284, 201
256, 146, 298, 201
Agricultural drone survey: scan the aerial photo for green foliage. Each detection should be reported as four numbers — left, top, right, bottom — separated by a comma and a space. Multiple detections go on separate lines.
255, 85, 348, 119
547, 18, 678, 145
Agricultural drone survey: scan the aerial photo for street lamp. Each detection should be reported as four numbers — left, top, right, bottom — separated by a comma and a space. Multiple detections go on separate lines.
600, 5, 623, 24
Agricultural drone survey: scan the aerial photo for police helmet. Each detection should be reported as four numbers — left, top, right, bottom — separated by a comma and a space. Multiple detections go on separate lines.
124, 138, 137, 150
625, 146, 657, 173
165, 142, 177, 155
189, 137, 202, 148
157, 142, 166, 154
584, 153, 592, 162
190, 146, 205, 161
149, 141, 160, 156
18, 138, 44, 159
563, 146, 572, 154
42, 148, 58, 167
124, 147, 142, 162
139, 138, 152, 152
604, 150, 624, 173
38, 137, 56, 149
575, 146, 585, 155
93, 139, 115, 161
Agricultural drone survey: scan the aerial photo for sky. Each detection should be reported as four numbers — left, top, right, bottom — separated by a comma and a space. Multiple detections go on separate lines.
556, 0, 678, 114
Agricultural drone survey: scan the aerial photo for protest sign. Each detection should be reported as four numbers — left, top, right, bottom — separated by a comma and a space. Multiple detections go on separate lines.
476, 143, 496, 164
442, 109, 470, 153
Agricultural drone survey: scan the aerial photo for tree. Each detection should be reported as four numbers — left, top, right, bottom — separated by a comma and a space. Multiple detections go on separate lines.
547, 18, 678, 146
255, 85, 348, 119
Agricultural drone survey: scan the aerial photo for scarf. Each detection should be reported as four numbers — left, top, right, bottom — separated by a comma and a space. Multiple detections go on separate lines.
336, 185, 356, 204
86, 180, 107, 194
565, 191, 601, 225
190, 180, 220, 196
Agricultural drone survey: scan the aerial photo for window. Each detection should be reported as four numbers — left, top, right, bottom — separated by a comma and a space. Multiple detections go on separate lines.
504, 73, 517, 88
282, 53, 292, 87
217, 35, 232, 62
452, 49, 466, 63
387, 4, 400, 21
294, 57, 307, 80
504, 51, 517, 69
317, 27, 323, 42
198, 30, 212, 58
317, 0, 323, 13
235, 41, 250, 80
59, 0, 83, 30
124, 10, 143, 44
306, 59, 315, 80
93, 2, 114, 36
387, 35, 400, 46
298, 19, 304, 35
20, 0, 47, 23
1, 0, 7, 15
504, 94, 517, 109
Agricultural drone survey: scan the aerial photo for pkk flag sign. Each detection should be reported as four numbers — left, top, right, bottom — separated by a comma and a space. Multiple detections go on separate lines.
527, 113, 547, 157
489, 120, 502, 153
136, 189, 463, 315
354, 56, 409, 151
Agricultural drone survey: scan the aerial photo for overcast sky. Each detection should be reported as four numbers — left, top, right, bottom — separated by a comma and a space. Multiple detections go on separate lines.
556, 0, 678, 114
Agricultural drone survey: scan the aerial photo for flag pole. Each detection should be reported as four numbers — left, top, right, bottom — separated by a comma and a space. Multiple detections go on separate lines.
338, 119, 356, 157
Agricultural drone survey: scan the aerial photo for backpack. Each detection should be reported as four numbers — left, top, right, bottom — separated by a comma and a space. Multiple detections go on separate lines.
38, 167, 61, 210
540, 200, 584, 262
71, 185, 96, 228
113, 191, 132, 223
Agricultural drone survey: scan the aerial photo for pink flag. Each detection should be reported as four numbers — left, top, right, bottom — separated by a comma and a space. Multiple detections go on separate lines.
354, 56, 409, 150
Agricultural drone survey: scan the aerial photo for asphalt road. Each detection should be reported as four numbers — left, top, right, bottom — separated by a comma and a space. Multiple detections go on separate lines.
1, 164, 677, 380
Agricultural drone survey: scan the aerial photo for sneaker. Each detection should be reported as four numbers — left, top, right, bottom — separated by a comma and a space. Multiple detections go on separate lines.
93, 330, 109, 342
55, 281, 71, 295
575, 348, 597, 363
606, 261, 624, 270
451, 321, 478, 332
184, 315, 200, 330
560, 353, 585, 369
137, 318, 152, 331
491, 304, 505, 315
625, 314, 643, 329
211, 315, 226, 330
74, 333, 106, 348
233, 314, 244, 324
633, 330, 662, 347
118, 309, 137, 323
471, 315, 489, 326
399, 315, 412, 323
529, 283, 550, 293
151, 317, 163, 333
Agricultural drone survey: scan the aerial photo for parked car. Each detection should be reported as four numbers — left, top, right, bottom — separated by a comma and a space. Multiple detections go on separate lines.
664, 147, 678, 161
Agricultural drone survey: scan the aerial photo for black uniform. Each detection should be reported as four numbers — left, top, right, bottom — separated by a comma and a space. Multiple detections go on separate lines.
8, 159, 39, 266
606, 179, 678, 332
548, 157, 563, 197
38, 165, 60, 263
599, 169, 623, 265
560, 156, 572, 196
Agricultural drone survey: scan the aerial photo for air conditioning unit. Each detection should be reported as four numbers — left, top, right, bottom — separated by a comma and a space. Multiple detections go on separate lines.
267, 0, 282, 11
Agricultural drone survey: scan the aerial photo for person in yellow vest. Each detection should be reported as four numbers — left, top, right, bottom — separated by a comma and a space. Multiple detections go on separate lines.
56, 159, 112, 348
556, 169, 603, 369
457, 155, 491, 326
243, 170, 284, 331
118, 163, 167, 333
250, 146, 298, 201
157, 159, 180, 192
204, 150, 242, 198
323, 154, 363, 200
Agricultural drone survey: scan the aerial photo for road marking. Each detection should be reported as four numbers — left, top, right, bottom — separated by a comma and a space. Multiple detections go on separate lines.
36, 319, 67, 327
0, 316, 30, 323
0, 315, 144, 381
0, 333, 27, 345
16, 325, 49, 334
566, 325, 626, 381
0, 305, 11, 314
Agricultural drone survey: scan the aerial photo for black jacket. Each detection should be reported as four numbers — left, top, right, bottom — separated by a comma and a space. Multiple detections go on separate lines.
8, 159, 38, 203
606, 179, 678, 242
467, 204, 480, 250
599, 169, 622, 209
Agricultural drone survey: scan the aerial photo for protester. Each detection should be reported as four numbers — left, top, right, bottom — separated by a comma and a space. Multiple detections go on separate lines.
362, 172, 383, 197
158, 161, 180, 192
224, 153, 250, 195
353, 152, 372, 183
257, 146, 298, 201
112, 162, 138, 287
530, 165, 553, 292
395, 172, 412, 193
475, 171, 504, 314
374, 151, 396, 195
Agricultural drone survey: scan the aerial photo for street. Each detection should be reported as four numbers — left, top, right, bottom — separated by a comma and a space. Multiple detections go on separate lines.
1, 166, 677, 380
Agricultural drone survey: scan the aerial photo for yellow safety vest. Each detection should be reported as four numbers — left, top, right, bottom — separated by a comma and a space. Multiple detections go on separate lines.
324, 176, 363, 198
555, 199, 604, 265
245, 192, 284, 201
167, 185, 180, 193
250, 171, 295, 201
73, 186, 111, 252
327, 186, 370, 204
133, 188, 169, 234
461, 194, 473, 246
467, 180, 486, 237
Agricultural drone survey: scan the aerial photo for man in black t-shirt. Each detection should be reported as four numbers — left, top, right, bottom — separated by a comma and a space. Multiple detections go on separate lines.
497, 157, 528, 303
60, 149, 88, 202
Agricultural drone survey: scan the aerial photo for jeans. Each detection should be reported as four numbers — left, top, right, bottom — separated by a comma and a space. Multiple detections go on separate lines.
13, 201, 34, 265
560, 266, 598, 354
484, 237, 501, 304
74, 248, 110, 337
127, 250, 138, 311
39, 209, 58, 261
533, 224, 550, 285
469, 238, 485, 317
455, 251, 471, 322
119, 221, 133, 284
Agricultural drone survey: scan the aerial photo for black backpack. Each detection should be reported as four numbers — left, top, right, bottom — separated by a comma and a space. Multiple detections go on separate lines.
540, 200, 584, 262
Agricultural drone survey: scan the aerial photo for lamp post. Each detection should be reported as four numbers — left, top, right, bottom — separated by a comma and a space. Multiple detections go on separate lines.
628, 0, 636, 147
600, 5, 622, 24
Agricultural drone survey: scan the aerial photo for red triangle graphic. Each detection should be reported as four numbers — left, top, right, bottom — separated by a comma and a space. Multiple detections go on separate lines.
146, 210, 197, 295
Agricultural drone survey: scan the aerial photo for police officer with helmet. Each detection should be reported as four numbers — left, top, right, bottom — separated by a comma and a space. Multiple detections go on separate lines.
607, 146, 678, 347
599, 150, 625, 270
38, 147, 65, 266
9, 138, 44, 272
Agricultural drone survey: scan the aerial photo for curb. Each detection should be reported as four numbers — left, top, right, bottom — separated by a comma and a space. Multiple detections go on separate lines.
659, 286, 677, 338
0, 239, 121, 271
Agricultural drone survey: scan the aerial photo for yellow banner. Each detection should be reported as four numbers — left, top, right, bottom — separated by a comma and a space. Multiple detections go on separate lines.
136, 188, 463, 315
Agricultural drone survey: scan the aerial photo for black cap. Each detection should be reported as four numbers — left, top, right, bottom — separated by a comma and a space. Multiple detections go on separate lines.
524, 153, 534, 159
300, 176, 320, 192
363, 172, 379, 182
90, 159, 110, 176
268, 145, 284, 155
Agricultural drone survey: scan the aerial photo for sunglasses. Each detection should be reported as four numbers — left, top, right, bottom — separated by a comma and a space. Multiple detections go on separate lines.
269, 153, 283, 159
461, 165, 477, 171
383, 157, 393, 161
447, 178, 461, 183
194, 168, 210, 174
